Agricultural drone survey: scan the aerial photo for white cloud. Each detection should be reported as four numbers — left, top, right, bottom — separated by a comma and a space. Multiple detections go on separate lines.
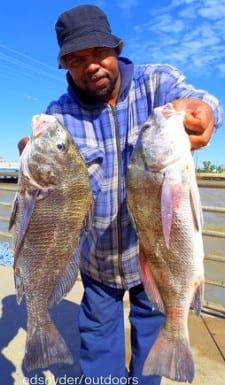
198, 0, 225, 19
124, 0, 225, 76
217, 63, 225, 77
115, 0, 138, 18
116, 0, 138, 9
27, 95, 39, 102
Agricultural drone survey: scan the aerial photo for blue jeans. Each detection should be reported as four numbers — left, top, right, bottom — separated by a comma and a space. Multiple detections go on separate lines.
79, 273, 165, 384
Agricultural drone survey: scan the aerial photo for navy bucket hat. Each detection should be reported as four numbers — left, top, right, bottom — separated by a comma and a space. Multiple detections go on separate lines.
55, 4, 124, 68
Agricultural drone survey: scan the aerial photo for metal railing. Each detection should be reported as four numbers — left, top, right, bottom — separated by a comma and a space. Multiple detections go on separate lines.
0, 185, 16, 238
0, 180, 225, 315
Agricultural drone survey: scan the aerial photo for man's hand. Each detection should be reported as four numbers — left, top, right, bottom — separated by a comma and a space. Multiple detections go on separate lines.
18, 137, 29, 155
172, 98, 215, 150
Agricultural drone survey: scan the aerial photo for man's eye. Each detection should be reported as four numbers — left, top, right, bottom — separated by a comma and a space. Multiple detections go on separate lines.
68, 58, 82, 67
96, 48, 108, 56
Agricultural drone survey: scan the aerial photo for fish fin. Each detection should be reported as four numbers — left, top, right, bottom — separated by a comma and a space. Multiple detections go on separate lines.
82, 198, 95, 232
24, 315, 73, 371
139, 246, 165, 313
48, 248, 80, 308
189, 182, 203, 231
13, 189, 40, 257
142, 329, 195, 383
161, 175, 183, 249
14, 267, 25, 304
191, 280, 204, 316
8, 193, 19, 230
127, 205, 137, 232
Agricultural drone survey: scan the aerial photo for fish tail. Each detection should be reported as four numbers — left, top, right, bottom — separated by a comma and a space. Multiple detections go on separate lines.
24, 317, 73, 371
142, 329, 195, 383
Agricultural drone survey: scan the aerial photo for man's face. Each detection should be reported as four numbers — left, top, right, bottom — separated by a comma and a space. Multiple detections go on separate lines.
63, 47, 120, 103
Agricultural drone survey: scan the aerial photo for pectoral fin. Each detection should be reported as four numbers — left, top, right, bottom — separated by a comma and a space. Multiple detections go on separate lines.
48, 248, 80, 308
139, 245, 165, 313
189, 180, 203, 231
13, 189, 40, 258
161, 175, 183, 248
8, 193, 19, 231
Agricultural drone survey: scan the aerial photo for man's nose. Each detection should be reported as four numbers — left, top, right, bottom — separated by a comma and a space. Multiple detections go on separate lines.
83, 56, 101, 72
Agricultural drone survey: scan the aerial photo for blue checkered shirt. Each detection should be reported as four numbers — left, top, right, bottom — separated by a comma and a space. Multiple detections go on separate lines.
46, 58, 223, 289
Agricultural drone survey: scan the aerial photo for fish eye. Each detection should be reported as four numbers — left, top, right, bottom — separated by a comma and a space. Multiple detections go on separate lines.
56, 142, 66, 151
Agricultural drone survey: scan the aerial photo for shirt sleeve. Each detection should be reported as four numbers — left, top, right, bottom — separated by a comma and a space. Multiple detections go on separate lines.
149, 64, 224, 131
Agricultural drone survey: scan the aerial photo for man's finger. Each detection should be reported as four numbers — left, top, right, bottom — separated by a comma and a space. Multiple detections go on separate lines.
18, 137, 30, 155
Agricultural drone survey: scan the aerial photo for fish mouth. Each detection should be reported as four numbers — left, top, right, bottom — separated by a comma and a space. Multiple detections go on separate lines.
32, 114, 56, 139
19, 139, 42, 188
19, 134, 56, 189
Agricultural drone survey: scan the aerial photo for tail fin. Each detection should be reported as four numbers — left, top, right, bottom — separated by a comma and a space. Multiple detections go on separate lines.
24, 317, 73, 371
143, 329, 195, 383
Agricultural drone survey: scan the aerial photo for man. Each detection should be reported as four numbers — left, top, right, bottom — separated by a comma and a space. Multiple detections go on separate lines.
45, 4, 223, 384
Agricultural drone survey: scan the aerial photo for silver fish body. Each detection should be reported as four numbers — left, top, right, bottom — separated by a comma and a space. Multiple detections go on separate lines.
126, 103, 204, 383
9, 114, 92, 371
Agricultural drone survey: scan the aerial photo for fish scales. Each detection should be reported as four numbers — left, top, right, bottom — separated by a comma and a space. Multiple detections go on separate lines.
9, 114, 92, 371
126, 103, 204, 383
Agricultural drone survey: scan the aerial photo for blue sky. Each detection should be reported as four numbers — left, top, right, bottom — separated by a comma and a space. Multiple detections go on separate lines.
0, 0, 224, 168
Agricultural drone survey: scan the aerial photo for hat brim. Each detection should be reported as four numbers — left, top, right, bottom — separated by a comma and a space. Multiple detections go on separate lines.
58, 32, 123, 68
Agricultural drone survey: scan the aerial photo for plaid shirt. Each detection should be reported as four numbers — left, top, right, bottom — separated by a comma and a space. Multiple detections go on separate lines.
46, 58, 223, 289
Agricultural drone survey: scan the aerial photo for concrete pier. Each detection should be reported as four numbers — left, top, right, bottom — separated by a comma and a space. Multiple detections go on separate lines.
0, 266, 224, 385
